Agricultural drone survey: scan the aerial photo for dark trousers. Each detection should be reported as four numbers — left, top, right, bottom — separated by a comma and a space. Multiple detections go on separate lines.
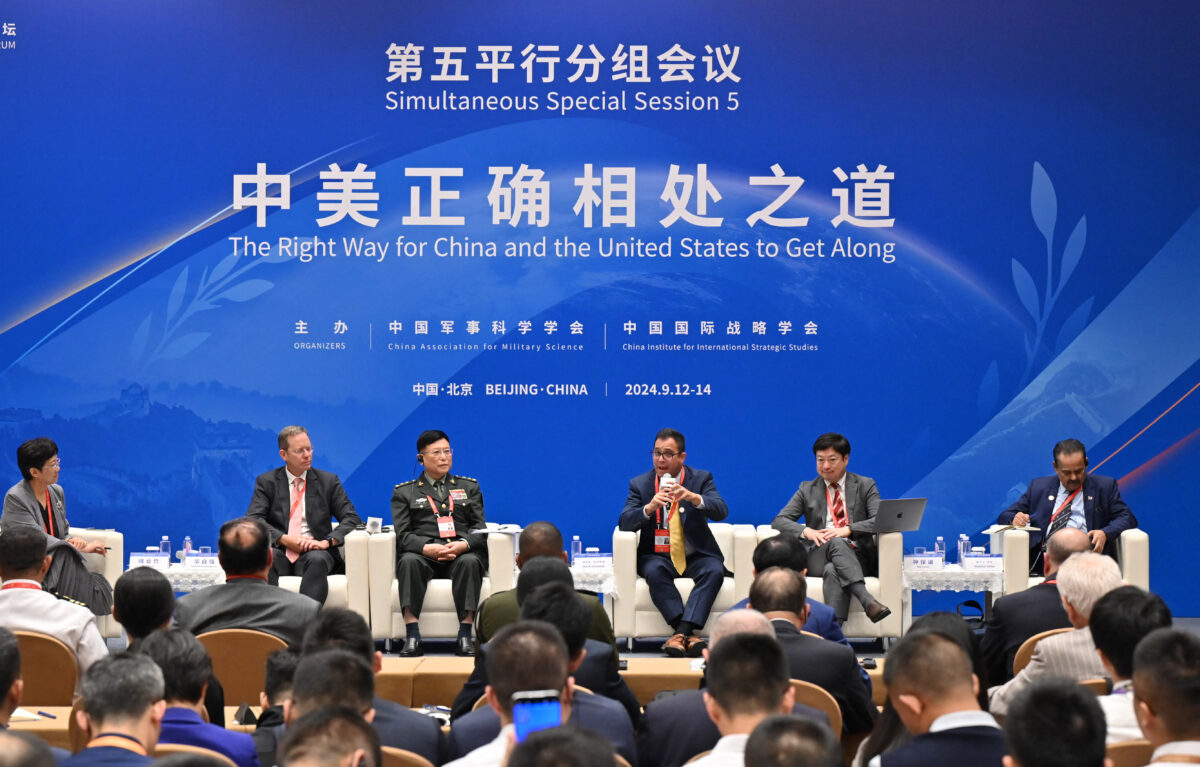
397, 551, 485, 621
806, 537, 866, 621
638, 551, 725, 632
269, 547, 338, 605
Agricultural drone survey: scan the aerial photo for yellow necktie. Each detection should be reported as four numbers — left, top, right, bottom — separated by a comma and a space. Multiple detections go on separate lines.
669, 500, 686, 574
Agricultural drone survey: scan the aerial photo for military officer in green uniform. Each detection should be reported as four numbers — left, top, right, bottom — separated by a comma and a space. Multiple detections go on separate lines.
391, 429, 488, 657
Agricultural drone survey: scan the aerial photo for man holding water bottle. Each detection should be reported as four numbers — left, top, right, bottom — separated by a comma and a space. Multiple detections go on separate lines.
618, 428, 729, 657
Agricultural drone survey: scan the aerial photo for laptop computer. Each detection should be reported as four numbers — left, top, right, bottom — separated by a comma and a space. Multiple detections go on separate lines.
874, 498, 927, 533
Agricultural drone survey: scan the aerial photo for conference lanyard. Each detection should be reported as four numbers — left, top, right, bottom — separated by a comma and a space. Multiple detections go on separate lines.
43, 488, 56, 537
1, 582, 42, 591
653, 467, 686, 527
427, 485, 457, 539
86, 735, 147, 755
1048, 487, 1082, 526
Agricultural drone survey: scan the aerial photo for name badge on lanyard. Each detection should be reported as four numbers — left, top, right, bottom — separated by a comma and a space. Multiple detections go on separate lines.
427, 494, 457, 539
654, 528, 671, 553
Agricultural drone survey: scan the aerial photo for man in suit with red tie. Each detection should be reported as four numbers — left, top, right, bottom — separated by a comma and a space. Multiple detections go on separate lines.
247, 426, 361, 605
619, 428, 729, 657
997, 438, 1137, 571
771, 433, 891, 624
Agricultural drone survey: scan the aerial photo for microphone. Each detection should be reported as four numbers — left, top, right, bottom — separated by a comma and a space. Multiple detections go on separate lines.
660, 473, 676, 517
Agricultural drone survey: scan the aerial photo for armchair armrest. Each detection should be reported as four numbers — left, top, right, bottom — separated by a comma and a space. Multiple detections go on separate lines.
731, 525, 758, 601
1117, 528, 1149, 589
342, 529, 370, 623
487, 531, 516, 593
368, 530, 398, 640
1000, 528, 1031, 595
612, 528, 638, 636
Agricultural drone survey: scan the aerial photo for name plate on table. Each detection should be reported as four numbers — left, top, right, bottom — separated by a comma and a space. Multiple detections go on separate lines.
574, 553, 613, 571
903, 553, 945, 571
184, 553, 221, 569
961, 554, 1003, 572
129, 552, 170, 571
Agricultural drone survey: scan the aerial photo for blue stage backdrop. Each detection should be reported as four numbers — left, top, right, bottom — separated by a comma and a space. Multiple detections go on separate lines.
3, 2, 1198, 613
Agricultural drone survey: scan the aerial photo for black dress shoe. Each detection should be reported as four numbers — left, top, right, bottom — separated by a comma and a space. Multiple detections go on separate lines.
455, 636, 475, 657
398, 636, 424, 657
864, 600, 892, 624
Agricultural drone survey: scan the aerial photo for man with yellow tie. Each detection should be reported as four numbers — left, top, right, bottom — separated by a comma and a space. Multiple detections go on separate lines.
619, 428, 729, 657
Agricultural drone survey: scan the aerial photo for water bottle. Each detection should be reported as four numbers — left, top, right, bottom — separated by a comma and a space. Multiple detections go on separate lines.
183, 535, 193, 559
160, 535, 171, 555
571, 535, 582, 564
958, 534, 970, 563
934, 536, 945, 559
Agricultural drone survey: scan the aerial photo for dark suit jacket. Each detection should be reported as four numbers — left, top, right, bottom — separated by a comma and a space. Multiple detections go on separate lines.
447, 691, 636, 764
618, 466, 729, 563
772, 472, 880, 574
450, 638, 641, 726
476, 587, 616, 648
159, 707, 260, 767
174, 577, 320, 649
731, 596, 871, 690
372, 696, 444, 765
636, 689, 828, 767
997, 474, 1136, 557
61, 740, 153, 767
980, 581, 1071, 686
773, 620, 877, 734
881, 725, 1007, 767
247, 467, 360, 547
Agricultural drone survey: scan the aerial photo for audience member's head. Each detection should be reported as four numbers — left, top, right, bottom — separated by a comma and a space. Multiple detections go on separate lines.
16, 437, 58, 483
707, 607, 774, 647
517, 522, 566, 566
278, 706, 381, 767
0, 627, 21, 725
748, 566, 808, 619
262, 649, 299, 711
1133, 628, 1200, 746
745, 714, 842, 767
77, 652, 166, 747
1003, 677, 1107, 767
1090, 586, 1172, 681
884, 630, 978, 734
751, 533, 809, 575
1044, 528, 1091, 576
287, 649, 375, 723
515, 555, 574, 606
301, 608, 379, 671
218, 517, 271, 576
519, 581, 591, 662
113, 567, 176, 642
907, 611, 989, 708
137, 628, 213, 707
507, 726, 617, 767
0, 729, 56, 767
703, 633, 794, 735
1056, 551, 1123, 627
0, 525, 49, 580
485, 620, 570, 722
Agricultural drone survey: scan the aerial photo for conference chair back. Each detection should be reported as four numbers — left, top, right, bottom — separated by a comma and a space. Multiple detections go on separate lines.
1012, 627, 1073, 675
790, 678, 843, 736
196, 628, 287, 705
381, 746, 436, 767
1106, 739, 1153, 767
153, 743, 238, 767
14, 631, 77, 706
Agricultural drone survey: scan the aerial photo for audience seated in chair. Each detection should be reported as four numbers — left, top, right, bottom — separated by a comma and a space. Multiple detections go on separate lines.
447, 582, 637, 764
636, 609, 829, 767
1131, 628, 1200, 766
981, 528, 1091, 686
0, 730, 58, 767
685, 632, 796, 766
251, 648, 297, 767
1002, 677, 1110, 767
507, 726, 620, 767
0, 525, 108, 693
748, 566, 877, 736
444, 620, 576, 767
451, 558, 640, 727
1089, 585, 1172, 743
745, 714, 842, 767
64, 652, 166, 767
278, 706, 382, 767
136, 629, 259, 767
300, 608, 443, 766
175, 517, 320, 648
474, 521, 615, 649
876, 631, 1006, 767
988, 551, 1123, 716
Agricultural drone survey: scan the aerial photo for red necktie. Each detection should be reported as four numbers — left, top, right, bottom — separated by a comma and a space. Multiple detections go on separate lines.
829, 484, 847, 528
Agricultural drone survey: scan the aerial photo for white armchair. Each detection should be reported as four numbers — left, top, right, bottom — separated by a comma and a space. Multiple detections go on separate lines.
68, 526, 124, 639
276, 529, 370, 623
992, 527, 1150, 594
367, 529, 515, 641
755, 526, 903, 640
612, 522, 757, 644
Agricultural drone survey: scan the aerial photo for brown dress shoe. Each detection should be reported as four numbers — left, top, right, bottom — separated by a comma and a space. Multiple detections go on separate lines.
864, 599, 892, 623
661, 633, 688, 657
685, 636, 708, 657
